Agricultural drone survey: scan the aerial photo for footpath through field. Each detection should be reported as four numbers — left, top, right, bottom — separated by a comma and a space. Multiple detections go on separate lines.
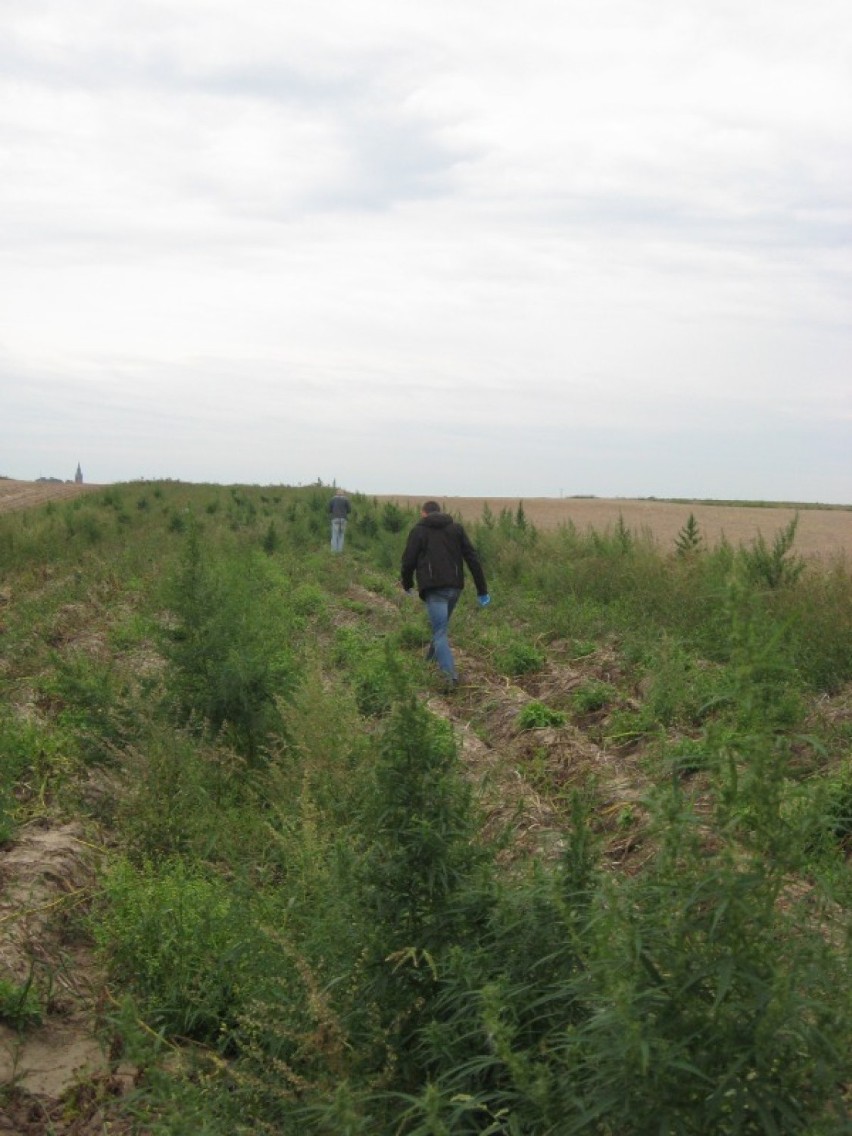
345, 580, 655, 872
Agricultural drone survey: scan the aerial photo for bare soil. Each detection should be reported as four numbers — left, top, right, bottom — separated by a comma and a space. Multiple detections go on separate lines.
0, 823, 138, 1133
379, 495, 852, 560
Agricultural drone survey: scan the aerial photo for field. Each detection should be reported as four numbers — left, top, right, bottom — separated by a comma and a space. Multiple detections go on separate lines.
380, 494, 852, 560
0, 479, 102, 514
0, 480, 850, 1134
4, 479, 851, 559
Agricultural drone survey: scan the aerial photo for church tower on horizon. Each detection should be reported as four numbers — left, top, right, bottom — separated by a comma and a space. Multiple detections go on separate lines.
75, 463, 83, 484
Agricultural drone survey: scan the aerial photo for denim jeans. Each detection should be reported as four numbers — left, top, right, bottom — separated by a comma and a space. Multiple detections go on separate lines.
330, 518, 347, 552
424, 587, 461, 678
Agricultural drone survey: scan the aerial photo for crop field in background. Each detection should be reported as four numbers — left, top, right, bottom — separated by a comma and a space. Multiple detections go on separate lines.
0, 479, 850, 1134
4, 479, 852, 557
0, 479, 102, 514
379, 494, 852, 560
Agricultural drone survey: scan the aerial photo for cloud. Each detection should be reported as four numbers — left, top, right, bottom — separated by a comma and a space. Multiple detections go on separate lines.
0, 0, 850, 501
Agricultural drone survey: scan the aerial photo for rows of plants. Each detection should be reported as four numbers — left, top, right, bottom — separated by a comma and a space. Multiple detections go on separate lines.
0, 481, 850, 1133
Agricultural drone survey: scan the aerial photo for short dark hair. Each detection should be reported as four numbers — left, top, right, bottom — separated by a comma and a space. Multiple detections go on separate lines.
421, 500, 441, 514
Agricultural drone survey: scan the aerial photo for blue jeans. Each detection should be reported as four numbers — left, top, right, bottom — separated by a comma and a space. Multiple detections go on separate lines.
330, 518, 347, 552
424, 587, 461, 679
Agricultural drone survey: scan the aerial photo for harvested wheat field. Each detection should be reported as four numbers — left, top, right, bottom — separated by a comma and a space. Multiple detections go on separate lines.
379, 494, 852, 561
0, 479, 101, 514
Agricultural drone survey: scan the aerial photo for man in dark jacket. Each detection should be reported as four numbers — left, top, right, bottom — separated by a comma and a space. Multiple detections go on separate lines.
400, 501, 490, 687
329, 489, 351, 552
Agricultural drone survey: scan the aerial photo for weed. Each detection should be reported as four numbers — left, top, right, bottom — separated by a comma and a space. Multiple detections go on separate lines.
504, 641, 545, 675
0, 973, 42, 1029
516, 701, 567, 730
0, 712, 77, 830
3, 481, 851, 1134
333, 627, 402, 716
38, 652, 131, 764
291, 582, 327, 617
797, 759, 852, 860
640, 638, 724, 727
114, 726, 249, 863
674, 511, 703, 557
261, 520, 280, 554
396, 621, 429, 651
355, 694, 491, 1080
572, 679, 617, 714
93, 857, 269, 1043
663, 736, 712, 776
739, 514, 804, 589
492, 635, 545, 676
162, 525, 298, 757
380, 501, 408, 533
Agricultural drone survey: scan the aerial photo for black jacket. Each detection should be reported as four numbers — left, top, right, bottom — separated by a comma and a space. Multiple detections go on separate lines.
329, 494, 351, 519
401, 512, 487, 599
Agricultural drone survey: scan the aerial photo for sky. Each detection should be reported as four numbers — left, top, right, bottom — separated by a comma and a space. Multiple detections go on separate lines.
1, 0, 850, 502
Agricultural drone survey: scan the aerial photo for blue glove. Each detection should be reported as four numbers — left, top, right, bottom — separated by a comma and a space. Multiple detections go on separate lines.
478, 594, 491, 607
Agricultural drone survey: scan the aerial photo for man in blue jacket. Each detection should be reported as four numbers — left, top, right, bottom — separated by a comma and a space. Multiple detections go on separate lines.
400, 501, 490, 688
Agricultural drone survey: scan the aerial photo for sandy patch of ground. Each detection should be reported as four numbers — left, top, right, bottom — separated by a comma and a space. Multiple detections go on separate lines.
0, 822, 117, 1113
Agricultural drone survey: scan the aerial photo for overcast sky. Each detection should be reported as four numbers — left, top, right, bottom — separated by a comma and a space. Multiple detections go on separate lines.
1, 0, 850, 501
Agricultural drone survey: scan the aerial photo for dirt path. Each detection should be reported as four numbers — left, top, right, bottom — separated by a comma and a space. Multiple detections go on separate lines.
351, 583, 654, 869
